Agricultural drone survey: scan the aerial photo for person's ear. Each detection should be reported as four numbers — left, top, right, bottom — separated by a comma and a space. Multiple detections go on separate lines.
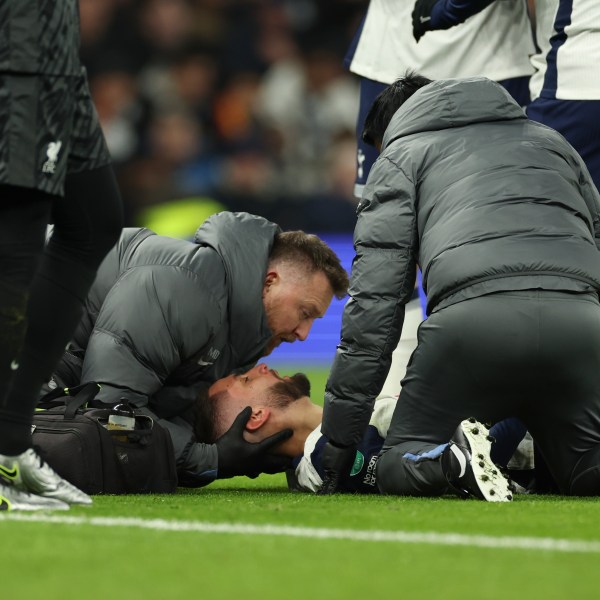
263, 270, 278, 293
245, 407, 272, 431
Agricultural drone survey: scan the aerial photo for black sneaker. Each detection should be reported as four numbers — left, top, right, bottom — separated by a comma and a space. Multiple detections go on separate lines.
442, 418, 513, 502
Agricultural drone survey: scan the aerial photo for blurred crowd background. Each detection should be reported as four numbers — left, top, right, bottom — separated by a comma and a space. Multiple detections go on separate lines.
80, 0, 368, 237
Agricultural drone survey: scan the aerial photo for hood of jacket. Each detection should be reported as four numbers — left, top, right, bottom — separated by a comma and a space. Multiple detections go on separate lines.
381, 77, 527, 150
193, 211, 281, 364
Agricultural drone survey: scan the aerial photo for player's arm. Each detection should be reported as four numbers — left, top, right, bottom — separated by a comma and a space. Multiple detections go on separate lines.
319, 158, 418, 492
412, 0, 497, 41
139, 410, 220, 487
296, 399, 397, 494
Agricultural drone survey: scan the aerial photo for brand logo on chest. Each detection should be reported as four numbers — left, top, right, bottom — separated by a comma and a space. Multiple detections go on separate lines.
197, 347, 220, 367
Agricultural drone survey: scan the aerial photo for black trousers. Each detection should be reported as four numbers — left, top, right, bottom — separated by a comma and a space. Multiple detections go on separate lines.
377, 290, 600, 496
0, 166, 122, 454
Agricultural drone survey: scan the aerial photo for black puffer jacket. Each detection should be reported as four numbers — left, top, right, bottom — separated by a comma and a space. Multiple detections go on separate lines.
323, 77, 600, 447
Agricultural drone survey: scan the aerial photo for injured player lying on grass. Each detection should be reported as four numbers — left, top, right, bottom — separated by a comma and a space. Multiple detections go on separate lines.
195, 363, 515, 501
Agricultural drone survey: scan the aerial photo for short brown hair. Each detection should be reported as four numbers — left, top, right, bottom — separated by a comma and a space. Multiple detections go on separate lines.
269, 231, 348, 299
200, 373, 309, 442
186, 384, 217, 443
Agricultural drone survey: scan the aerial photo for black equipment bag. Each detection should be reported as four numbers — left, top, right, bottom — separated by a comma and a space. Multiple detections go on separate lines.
33, 383, 178, 494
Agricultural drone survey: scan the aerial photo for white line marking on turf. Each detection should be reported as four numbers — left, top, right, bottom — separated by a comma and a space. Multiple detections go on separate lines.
2, 514, 599, 553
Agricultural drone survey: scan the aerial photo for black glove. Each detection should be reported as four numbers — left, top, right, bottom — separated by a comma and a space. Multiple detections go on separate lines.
317, 441, 357, 495
215, 406, 293, 479
245, 453, 293, 479
412, 0, 441, 42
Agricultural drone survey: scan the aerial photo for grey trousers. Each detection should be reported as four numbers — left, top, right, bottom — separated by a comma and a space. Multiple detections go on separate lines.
377, 290, 600, 496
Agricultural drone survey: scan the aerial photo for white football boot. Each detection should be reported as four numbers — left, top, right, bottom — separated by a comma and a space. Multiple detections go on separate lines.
0, 448, 92, 506
0, 481, 69, 511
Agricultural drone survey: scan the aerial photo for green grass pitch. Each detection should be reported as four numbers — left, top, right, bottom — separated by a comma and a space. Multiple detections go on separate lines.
1, 366, 599, 600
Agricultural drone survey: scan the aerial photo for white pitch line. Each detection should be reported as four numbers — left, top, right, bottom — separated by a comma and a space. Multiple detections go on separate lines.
2, 513, 600, 554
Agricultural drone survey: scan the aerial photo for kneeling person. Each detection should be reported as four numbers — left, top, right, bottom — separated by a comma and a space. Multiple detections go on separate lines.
188, 364, 512, 500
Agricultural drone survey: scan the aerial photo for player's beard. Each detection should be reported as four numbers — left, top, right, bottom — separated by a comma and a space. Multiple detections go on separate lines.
269, 372, 311, 403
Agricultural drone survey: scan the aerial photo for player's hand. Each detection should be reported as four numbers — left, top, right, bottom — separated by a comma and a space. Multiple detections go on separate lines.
412, 0, 441, 42
317, 442, 357, 495
215, 406, 292, 479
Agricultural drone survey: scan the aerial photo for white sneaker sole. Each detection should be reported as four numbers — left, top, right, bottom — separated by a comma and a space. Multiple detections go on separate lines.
460, 419, 513, 503
0, 487, 70, 511
1, 449, 92, 506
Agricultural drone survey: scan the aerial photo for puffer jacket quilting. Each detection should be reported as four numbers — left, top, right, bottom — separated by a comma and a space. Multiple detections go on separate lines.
323, 77, 600, 446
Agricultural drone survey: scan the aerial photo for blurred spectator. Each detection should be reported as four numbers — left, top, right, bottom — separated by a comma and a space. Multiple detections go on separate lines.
266, 132, 360, 232
119, 106, 222, 220
79, 0, 142, 77
137, 0, 196, 60
80, 0, 368, 233
90, 65, 144, 164
213, 72, 264, 148
256, 28, 359, 199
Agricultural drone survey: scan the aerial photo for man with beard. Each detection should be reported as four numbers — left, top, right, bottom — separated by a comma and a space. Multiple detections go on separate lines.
173, 363, 512, 500
46, 211, 349, 486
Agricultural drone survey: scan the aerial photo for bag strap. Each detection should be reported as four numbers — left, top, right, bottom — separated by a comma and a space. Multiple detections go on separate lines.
64, 383, 102, 419
37, 382, 102, 419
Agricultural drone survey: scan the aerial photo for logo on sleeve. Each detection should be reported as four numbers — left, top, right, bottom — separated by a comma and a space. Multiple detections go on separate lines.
357, 149, 365, 180
350, 451, 365, 476
42, 141, 62, 174
197, 347, 220, 367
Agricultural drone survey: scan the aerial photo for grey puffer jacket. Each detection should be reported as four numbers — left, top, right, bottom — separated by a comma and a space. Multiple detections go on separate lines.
55, 212, 279, 484
323, 77, 600, 447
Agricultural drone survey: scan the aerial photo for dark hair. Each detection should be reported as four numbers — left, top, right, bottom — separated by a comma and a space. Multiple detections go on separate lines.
268, 373, 312, 408
187, 385, 217, 443
269, 231, 349, 300
362, 71, 433, 148
198, 373, 311, 442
